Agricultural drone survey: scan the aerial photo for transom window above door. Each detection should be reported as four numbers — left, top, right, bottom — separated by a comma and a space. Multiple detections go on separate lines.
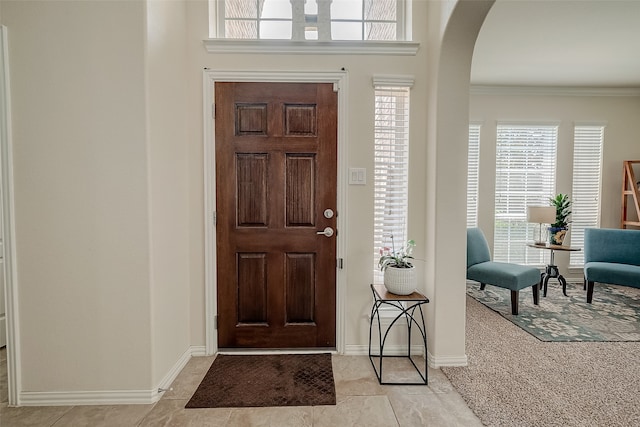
211, 0, 409, 41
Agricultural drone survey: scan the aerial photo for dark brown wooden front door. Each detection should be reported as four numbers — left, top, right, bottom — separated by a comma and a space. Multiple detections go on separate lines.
215, 82, 337, 348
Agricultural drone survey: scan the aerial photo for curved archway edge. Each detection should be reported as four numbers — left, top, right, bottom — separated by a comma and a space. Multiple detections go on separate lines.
426, 0, 495, 366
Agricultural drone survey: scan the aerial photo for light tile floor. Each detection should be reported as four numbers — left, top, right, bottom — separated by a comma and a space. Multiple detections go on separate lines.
0, 349, 481, 426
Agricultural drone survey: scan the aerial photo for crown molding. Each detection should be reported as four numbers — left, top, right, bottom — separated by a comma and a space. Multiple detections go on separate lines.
470, 85, 640, 97
203, 39, 420, 56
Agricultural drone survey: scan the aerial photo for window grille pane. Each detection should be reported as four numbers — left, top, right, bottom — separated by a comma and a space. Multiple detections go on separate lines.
225, 20, 258, 38
331, 22, 362, 40
467, 124, 481, 228
494, 124, 558, 264
373, 86, 410, 283
365, 22, 396, 40
364, 0, 396, 20
260, 20, 292, 39
570, 125, 604, 266
224, 0, 258, 18
331, 0, 363, 20
261, 0, 292, 18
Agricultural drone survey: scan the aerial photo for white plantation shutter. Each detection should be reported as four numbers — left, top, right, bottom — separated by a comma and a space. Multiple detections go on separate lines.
570, 125, 604, 266
494, 124, 558, 264
467, 124, 481, 228
373, 84, 410, 282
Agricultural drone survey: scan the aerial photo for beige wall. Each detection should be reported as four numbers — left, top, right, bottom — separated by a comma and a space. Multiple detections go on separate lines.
3, 1, 153, 391
470, 92, 640, 279
5, 0, 639, 399
3, 0, 194, 395
145, 0, 191, 388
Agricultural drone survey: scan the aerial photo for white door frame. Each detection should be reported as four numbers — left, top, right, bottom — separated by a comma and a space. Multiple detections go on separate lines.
202, 70, 349, 355
0, 25, 21, 406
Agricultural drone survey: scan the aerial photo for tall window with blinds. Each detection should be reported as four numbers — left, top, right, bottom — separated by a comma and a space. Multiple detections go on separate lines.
569, 125, 604, 267
494, 124, 558, 264
373, 85, 410, 282
467, 124, 481, 228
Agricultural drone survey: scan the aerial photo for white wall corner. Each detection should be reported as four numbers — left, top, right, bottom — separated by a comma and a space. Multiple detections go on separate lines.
19, 346, 206, 406
155, 346, 203, 398
189, 345, 207, 357
428, 352, 468, 368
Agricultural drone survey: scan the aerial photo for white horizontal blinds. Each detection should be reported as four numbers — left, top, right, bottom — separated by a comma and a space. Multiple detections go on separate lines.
570, 125, 604, 267
494, 124, 558, 264
373, 85, 410, 282
467, 124, 481, 228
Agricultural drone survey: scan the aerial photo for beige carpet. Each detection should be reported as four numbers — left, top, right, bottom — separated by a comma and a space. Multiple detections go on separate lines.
442, 296, 640, 426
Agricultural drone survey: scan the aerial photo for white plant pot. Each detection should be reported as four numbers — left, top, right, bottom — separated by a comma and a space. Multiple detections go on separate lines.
383, 266, 417, 295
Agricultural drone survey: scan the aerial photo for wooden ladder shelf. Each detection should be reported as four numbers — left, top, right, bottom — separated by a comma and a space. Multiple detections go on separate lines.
621, 160, 640, 228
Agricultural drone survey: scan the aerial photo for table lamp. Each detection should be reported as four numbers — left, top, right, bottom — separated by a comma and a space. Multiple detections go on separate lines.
527, 206, 556, 245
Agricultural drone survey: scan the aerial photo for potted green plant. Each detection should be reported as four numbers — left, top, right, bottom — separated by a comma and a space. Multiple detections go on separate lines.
378, 236, 416, 295
548, 193, 572, 245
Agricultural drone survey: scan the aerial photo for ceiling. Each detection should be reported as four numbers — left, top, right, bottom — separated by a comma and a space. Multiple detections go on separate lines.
471, 0, 640, 87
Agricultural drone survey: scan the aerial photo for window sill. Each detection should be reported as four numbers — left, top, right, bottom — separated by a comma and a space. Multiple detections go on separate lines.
203, 39, 420, 56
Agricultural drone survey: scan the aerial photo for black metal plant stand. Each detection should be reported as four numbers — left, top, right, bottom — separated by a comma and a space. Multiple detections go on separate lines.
368, 284, 429, 385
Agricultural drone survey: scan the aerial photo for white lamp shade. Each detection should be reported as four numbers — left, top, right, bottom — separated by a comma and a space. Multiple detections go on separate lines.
527, 206, 556, 224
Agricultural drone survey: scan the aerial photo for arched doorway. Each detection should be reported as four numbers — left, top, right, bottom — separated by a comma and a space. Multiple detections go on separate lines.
425, 0, 494, 366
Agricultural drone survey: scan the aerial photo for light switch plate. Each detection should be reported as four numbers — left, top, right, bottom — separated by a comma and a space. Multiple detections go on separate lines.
349, 168, 366, 185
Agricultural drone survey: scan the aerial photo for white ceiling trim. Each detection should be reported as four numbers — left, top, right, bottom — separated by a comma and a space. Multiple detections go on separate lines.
470, 85, 640, 97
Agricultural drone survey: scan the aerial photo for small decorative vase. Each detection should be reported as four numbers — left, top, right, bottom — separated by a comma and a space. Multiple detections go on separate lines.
548, 226, 568, 246
383, 266, 417, 295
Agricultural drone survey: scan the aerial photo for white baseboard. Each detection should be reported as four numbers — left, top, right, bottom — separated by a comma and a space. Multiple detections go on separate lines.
17, 344, 466, 406
0, 315, 6, 347
18, 345, 205, 406
428, 353, 468, 368
344, 345, 468, 368
156, 345, 202, 397
345, 345, 467, 368
344, 344, 426, 356
189, 345, 207, 357
345, 345, 467, 367
19, 389, 158, 406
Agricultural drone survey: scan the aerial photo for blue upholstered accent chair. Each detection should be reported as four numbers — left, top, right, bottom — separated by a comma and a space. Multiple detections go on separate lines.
467, 228, 541, 315
584, 228, 640, 303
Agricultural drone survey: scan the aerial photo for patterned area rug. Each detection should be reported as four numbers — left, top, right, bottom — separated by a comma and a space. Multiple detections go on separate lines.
467, 281, 640, 342
185, 353, 336, 408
